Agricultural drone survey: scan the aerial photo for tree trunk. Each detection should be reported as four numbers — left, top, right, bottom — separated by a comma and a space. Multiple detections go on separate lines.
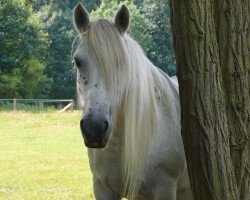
169, 1, 250, 199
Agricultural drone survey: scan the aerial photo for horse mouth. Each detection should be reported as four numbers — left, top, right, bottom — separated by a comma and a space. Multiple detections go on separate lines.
84, 141, 107, 148
81, 129, 110, 149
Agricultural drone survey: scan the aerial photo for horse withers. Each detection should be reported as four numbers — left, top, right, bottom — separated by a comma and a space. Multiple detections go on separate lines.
73, 3, 193, 200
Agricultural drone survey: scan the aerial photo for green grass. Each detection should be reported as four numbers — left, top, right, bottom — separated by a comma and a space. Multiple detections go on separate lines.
0, 111, 94, 200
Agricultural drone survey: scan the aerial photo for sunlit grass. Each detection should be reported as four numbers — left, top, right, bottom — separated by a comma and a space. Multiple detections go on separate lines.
0, 111, 94, 200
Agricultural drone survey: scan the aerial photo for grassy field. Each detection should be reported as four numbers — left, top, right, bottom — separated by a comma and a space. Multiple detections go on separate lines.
0, 111, 94, 200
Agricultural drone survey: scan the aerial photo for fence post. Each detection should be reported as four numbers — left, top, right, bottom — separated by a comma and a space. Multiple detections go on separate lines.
13, 98, 16, 111
70, 99, 74, 112
39, 100, 44, 109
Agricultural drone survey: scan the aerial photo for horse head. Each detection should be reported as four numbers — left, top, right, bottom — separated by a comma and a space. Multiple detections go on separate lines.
73, 3, 130, 148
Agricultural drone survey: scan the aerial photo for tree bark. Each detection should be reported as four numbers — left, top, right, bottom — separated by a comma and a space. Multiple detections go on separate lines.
169, 1, 250, 199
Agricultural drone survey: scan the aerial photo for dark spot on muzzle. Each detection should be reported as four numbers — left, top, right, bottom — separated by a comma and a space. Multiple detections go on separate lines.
80, 116, 110, 148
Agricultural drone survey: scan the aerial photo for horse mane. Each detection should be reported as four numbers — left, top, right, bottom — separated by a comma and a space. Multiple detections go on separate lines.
82, 19, 179, 198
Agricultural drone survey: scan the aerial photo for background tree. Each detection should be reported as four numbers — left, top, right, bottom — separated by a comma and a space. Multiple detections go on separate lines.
41, 2, 76, 99
141, 0, 175, 75
169, 1, 249, 199
0, 0, 51, 98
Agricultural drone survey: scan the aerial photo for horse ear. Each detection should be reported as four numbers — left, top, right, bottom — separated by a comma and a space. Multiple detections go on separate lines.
115, 5, 130, 34
73, 3, 90, 33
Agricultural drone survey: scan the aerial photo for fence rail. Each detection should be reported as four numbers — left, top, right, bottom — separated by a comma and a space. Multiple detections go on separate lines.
0, 98, 74, 111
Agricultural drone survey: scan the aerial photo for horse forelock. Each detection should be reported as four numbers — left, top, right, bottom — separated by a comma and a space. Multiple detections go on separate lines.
87, 19, 129, 103
78, 19, 178, 198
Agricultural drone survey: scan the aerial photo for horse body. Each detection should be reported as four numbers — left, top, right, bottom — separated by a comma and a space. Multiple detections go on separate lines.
88, 71, 191, 200
73, 3, 193, 199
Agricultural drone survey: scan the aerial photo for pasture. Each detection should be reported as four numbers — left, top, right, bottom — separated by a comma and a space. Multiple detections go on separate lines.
0, 111, 94, 199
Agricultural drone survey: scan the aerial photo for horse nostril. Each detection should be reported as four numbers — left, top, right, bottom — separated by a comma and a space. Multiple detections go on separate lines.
104, 120, 109, 133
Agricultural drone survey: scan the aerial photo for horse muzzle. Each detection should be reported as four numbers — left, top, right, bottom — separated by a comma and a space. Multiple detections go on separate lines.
80, 116, 111, 148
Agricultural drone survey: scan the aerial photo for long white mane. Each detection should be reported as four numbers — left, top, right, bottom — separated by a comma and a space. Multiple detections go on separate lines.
82, 19, 179, 198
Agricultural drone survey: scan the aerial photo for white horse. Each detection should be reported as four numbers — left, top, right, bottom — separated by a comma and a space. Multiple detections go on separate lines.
73, 3, 193, 200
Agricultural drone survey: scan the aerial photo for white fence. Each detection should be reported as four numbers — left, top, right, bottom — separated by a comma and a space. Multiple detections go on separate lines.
0, 99, 74, 111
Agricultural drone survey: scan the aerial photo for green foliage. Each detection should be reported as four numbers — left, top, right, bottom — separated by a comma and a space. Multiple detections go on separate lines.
21, 57, 52, 97
0, 0, 51, 98
43, 6, 76, 99
141, 0, 176, 75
